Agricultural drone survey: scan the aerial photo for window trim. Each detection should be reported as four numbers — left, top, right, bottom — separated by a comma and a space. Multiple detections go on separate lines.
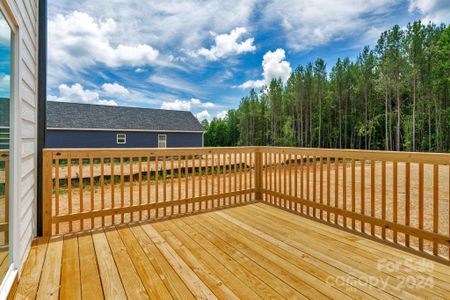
116, 133, 126, 144
158, 134, 167, 148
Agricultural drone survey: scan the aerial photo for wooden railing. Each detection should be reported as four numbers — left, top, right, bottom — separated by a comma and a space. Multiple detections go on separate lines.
43, 147, 450, 261
259, 147, 450, 261
0, 150, 8, 245
42, 147, 258, 236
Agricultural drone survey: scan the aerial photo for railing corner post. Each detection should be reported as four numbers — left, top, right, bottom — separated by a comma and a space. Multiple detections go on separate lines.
42, 150, 52, 237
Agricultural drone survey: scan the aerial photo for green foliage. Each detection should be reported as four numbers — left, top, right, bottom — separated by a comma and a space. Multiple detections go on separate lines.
205, 21, 449, 152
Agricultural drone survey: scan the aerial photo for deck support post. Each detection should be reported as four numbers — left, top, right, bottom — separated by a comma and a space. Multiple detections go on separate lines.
42, 150, 52, 237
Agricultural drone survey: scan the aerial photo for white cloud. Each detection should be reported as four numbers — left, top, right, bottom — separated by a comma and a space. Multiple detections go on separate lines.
191, 27, 256, 60
48, 83, 118, 106
263, 0, 398, 51
49, 1, 257, 51
0, 19, 10, 45
196, 110, 211, 121
239, 48, 292, 89
0, 74, 10, 97
101, 83, 130, 97
48, 11, 158, 69
135, 68, 145, 73
216, 110, 228, 119
160, 98, 215, 111
408, 0, 450, 24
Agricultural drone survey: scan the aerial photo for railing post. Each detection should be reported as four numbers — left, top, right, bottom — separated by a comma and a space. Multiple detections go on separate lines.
42, 150, 52, 237
255, 148, 263, 201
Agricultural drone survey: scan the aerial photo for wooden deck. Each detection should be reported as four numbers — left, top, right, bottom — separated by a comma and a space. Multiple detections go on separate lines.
14, 203, 450, 299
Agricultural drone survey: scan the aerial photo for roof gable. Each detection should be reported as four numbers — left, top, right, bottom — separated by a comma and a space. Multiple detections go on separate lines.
47, 101, 205, 132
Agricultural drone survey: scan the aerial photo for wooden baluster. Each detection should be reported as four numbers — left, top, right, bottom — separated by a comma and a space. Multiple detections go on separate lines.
101, 157, 105, 225
223, 153, 227, 205
351, 159, 356, 230
206, 153, 209, 209
178, 155, 182, 213
283, 152, 287, 208
245, 152, 249, 203
211, 153, 215, 207
269, 152, 273, 204
111, 157, 115, 224
139, 157, 143, 220
55, 158, 60, 234
371, 160, 375, 235
306, 155, 310, 215
68, 157, 72, 232
128, 157, 132, 222
295, 154, 298, 211
239, 152, 243, 203
217, 154, 221, 206
319, 157, 323, 220
234, 151, 238, 205
184, 155, 188, 212
433, 164, 439, 255
155, 157, 159, 218
79, 158, 83, 230
448, 165, 450, 260
342, 159, 347, 228
418, 163, 424, 250
228, 153, 232, 205
300, 155, 304, 213
288, 153, 292, 210
381, 161, 386, 239
198, 154, 202, 210
191, 154, 195, 210
147, 156, 151, 219
360, 160, 365, 233
163, 155, 167, 216
171, 156, 174, 215
326, 157, 330, 222
120, 157, 125, 223
405, 162, 410, 247
91, 157, 95, 227
393, 161, 398, 243
334, 157, 339, 224
248, 152, 254, 200
313, 156, 317, 217
278, 153, 282, 206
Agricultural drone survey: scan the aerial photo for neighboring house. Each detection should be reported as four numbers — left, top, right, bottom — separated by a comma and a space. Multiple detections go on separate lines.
0, 98, 9, 149
46, 101, 205, 148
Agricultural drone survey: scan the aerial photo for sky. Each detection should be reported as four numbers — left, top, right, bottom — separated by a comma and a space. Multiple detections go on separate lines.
1, 1, 449, 121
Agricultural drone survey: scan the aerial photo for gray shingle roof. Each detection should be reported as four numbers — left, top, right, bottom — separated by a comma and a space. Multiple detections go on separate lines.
47, 101, 205, 132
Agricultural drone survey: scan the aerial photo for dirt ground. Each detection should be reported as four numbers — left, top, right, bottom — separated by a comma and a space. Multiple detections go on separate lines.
51, 160, 449, 257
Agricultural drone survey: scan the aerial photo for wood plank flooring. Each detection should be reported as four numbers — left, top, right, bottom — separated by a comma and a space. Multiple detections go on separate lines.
14, 203, 450, 299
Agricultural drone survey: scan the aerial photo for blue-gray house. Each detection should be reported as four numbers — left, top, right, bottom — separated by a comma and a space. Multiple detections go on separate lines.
46, 101, 205, 148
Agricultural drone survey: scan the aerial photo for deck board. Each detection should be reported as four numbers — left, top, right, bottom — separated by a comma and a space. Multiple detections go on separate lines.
14, 203, 450, 299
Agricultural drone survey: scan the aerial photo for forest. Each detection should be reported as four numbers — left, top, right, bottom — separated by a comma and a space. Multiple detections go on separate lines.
202, 21, 450, 152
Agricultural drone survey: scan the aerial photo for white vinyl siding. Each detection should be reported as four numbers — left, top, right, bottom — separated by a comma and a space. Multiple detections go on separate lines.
1, 0, 39, 277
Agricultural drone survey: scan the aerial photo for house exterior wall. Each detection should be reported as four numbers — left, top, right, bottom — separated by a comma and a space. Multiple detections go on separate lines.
1, 0, 39, 287
46, 130, 204, 148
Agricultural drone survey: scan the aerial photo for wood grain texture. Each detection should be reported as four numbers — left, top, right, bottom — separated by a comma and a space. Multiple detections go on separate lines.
14, 203, 449, 299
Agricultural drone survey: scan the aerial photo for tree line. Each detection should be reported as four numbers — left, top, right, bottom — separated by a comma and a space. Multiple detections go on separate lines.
202, 21, 450, 152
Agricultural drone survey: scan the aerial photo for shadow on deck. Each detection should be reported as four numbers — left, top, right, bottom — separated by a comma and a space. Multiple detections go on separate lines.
13, 203, 450, 299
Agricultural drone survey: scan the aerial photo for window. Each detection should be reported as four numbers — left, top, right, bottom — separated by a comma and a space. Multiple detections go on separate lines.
158, 134, 167, 148
116, 133, 126, 144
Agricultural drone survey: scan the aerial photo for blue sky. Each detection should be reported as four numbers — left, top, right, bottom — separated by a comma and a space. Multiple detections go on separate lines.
3, 0, 448, 120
